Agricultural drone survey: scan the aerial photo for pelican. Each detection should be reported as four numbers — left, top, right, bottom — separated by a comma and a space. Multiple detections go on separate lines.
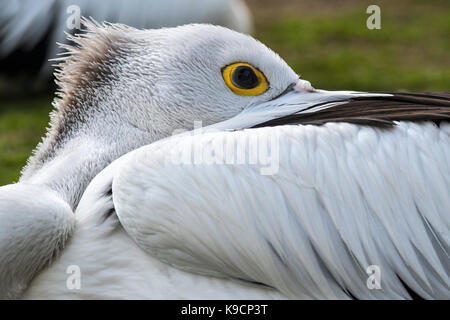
0, 21, 449, 299
0, 0, 252, 79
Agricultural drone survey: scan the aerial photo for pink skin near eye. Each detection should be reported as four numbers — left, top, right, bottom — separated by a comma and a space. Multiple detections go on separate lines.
293, 79, 315, 93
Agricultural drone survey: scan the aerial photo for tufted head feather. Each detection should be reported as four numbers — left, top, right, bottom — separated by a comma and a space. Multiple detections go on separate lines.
52, 19, 136, 113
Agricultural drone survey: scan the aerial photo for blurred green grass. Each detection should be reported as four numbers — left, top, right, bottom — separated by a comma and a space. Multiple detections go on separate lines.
253, 1, 449, 91
0, 0, 449, 185
0, 97, 52, 184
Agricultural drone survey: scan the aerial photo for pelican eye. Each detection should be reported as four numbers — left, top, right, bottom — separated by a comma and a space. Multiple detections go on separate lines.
222, 62, 268, 96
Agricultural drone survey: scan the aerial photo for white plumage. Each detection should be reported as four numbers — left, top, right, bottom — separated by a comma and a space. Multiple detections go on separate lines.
23, 121, 450, 299
0, 21, 449, 299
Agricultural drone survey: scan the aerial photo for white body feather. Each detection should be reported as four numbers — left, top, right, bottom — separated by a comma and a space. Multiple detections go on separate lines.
24, 122, 450, 299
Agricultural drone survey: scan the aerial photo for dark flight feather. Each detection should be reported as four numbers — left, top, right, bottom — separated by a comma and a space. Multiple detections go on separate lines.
254, 92, 450, 128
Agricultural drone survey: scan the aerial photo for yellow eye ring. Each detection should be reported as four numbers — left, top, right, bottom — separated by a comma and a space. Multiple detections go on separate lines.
222, 62, 268, 96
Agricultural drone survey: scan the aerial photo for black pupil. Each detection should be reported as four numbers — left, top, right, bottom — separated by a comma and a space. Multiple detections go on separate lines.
232, 66, 259, 89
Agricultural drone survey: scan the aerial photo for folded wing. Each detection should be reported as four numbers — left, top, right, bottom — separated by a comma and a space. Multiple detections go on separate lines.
111, 120, 450, 299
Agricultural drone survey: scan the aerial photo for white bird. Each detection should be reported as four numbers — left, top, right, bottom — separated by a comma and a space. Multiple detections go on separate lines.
0, 0, 252, 78
0, 21, 449, 300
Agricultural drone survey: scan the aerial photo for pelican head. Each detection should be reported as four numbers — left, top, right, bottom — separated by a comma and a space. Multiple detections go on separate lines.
20, 21, 308, 208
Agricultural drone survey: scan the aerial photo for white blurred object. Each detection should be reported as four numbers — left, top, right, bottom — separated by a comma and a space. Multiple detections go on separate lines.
0, 0, 253, 77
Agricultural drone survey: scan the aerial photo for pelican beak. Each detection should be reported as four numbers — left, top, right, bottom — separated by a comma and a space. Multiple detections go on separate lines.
210, 79, 391, 131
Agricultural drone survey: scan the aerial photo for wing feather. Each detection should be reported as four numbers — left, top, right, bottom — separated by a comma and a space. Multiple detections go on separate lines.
112, 121, 450, 299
